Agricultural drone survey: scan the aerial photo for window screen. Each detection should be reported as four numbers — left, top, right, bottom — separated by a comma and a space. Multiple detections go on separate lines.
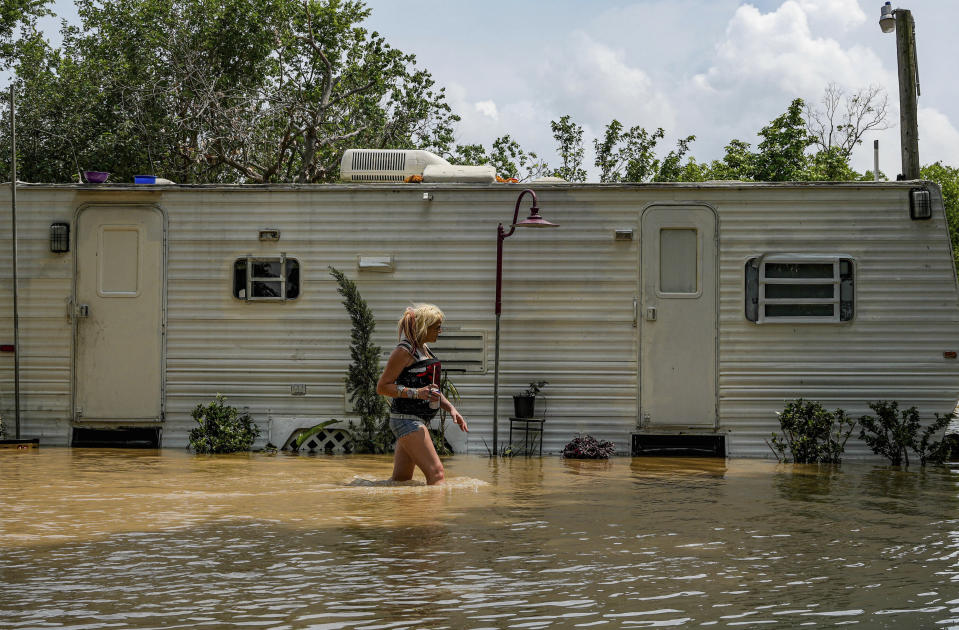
745, 256, 853, 323
233, 256, 300, 301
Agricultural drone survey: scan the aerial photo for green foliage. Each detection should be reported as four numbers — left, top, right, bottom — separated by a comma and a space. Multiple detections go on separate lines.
592, 119, 696, 183
753, 98, 813, 181
2, 0, 457, 183
655, 134, 698, 182
292, 419, 341, 452
328, 266, 393, 454
550, 114, 587, 182
767, 398, 855, 464
428, 371, 460, 456
188, 394, 260, 453
448, 134, 549, 182
521, 381, 548, 397
921, 162, 959, 273
806, 146, 860, 181
858, 401, 953, 467
0, 0, 48, 68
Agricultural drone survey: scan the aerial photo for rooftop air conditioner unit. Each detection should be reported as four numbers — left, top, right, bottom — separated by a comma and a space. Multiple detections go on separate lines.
340, 149, 495, 183
340, 149, 448, 182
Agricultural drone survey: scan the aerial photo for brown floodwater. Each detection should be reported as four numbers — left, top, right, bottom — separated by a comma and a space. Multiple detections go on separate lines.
1, 448, 957, 629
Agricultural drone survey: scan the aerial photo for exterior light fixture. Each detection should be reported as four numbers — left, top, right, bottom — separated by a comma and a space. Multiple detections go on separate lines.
49, 222, 70, 253
491, 189, 559, 454
879, 1, 896, 32
909, 188, 931, 220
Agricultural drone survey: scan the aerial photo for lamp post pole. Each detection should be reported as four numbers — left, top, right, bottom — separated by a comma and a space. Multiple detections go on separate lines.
9, 85, 21, 439
492, 189, 557, 455
881, 2, 920, 180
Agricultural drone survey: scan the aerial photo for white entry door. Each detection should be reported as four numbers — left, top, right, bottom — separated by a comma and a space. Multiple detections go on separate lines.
75, 205, 164, 422
640, 205, 717, 428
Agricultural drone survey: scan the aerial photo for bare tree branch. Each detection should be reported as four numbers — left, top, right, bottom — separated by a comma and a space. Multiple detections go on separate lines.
805, 83, 890, 159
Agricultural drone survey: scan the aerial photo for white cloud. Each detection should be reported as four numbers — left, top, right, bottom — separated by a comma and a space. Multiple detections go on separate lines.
795, 0, 866, 32
696, 2, 889, 97
474, 100, 499, 120
918, 107, 959, 168
538, 31, 675, 129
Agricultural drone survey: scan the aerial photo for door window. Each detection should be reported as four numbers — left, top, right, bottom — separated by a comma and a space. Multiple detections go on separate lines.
659, 228, 698, 294
98, 226, 140, 296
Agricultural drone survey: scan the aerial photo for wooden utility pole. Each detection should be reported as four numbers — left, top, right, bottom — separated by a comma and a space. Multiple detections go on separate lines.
895, 9, 920, 179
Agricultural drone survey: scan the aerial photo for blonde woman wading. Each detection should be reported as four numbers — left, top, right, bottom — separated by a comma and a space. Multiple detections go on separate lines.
377, 304, 468, 485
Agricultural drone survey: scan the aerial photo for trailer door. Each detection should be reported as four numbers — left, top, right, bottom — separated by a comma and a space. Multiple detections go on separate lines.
74, 205, 164, 423
641, 205, 717, 428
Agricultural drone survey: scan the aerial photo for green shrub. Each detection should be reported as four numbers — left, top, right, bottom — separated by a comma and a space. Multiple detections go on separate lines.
429, 372, 459, 456
767, 398, 855, 463
188, 394, 260, 454
858, 401, 952, 467
562, 434, 615, 459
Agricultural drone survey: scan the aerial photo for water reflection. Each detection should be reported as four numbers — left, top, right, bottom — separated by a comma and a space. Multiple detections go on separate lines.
1, 448, 958, 628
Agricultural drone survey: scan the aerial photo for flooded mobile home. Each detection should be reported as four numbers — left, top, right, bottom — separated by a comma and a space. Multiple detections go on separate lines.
2, 156, 957, 456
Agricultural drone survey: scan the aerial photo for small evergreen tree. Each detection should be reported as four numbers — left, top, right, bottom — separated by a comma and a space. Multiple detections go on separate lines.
328, 266, 393, 454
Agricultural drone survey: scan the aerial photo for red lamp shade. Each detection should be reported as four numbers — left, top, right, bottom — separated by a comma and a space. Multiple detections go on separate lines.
512, 206, 559, 228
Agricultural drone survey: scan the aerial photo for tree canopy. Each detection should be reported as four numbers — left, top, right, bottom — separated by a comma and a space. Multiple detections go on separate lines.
2, 0, 458, 183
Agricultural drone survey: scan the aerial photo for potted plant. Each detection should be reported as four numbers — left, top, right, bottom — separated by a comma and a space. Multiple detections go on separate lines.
513, 380, 548, 418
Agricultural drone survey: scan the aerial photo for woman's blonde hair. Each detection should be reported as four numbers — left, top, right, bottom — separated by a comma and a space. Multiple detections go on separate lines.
398, 303, 445, 349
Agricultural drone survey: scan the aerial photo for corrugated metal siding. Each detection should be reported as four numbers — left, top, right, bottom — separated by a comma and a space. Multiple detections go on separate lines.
0, 190, 75, 442
716, 187, 959, 457
2, 183, 958, 458
157, 187, 640, 451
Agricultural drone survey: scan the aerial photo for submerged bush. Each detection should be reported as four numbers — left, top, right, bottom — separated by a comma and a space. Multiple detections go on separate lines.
767, 398, 855, 464
189, 394, 260, 454
562, 434, 615, 459
858, 401, 953, 467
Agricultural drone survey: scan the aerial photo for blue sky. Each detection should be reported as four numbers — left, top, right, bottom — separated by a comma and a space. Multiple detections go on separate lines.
32, 0, 959, 179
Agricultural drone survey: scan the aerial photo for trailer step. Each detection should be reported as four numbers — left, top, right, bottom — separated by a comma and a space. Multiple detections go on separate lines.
632, 433, 725, 457
71, 427, 160, 448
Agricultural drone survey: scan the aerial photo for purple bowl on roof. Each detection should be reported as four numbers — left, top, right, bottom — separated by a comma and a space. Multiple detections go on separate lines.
83, 171, 110, 183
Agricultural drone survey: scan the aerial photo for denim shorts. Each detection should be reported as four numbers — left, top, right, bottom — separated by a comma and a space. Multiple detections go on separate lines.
389, 414, 426, 440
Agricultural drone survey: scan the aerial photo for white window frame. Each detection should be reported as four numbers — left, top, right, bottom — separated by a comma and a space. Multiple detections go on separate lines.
755, 254, 854, 324
236, 253, 297, 302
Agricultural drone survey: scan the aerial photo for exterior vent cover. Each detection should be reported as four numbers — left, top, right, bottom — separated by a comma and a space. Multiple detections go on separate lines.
351, 150, 406, 172
424, 330, 487, 373
340, 149, 449, 182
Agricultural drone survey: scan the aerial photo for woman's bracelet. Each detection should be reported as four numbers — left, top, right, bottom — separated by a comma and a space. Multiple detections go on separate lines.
396, 384, 418, 399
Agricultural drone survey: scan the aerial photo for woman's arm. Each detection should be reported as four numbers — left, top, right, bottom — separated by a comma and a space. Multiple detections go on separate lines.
376, 346, 438, 404
439, 394, 469, 433
376, 346, 415, 398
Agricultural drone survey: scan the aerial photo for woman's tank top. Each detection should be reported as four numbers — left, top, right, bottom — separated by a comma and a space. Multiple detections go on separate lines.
390, 339, 441, 421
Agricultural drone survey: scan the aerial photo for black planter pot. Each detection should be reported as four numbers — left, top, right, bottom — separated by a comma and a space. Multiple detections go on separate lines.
513, 395, 536, 418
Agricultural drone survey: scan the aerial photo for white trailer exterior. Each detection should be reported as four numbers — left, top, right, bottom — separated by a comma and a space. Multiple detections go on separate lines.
1, 181, 957, 457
